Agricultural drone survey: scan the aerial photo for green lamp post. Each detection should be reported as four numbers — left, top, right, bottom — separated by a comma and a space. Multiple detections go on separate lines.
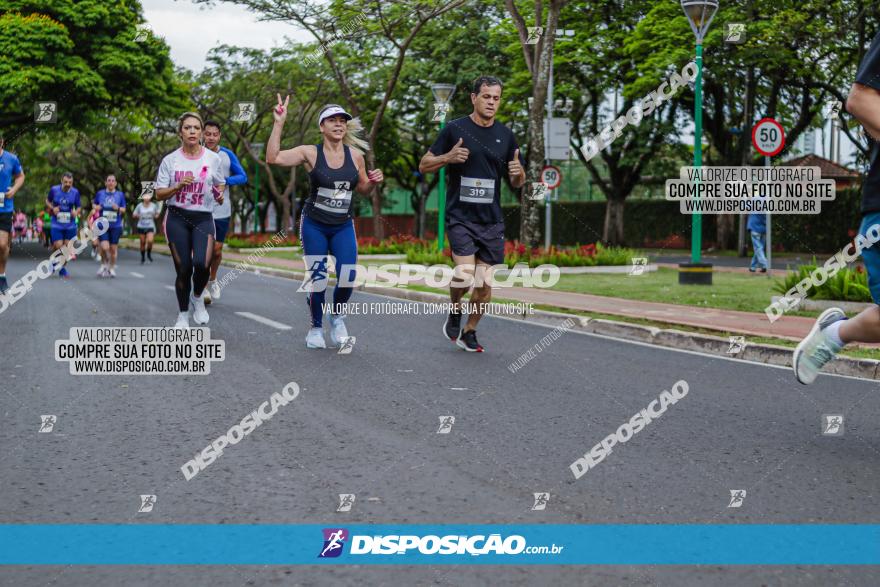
679, 0, 718, 285
431, 83, 456, 252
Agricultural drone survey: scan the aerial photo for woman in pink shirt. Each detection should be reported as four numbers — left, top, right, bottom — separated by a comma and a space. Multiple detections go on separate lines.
154, 112, 226, 329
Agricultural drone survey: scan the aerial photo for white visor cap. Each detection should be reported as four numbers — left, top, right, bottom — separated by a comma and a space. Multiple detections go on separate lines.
319, 106, 353, 126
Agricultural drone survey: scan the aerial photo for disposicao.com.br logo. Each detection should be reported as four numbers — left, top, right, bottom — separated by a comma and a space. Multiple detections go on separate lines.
318, 528, 563, 558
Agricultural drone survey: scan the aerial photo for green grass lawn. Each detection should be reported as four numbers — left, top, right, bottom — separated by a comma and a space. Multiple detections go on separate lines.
262, 250, 298, 260
551, 267, 786, 314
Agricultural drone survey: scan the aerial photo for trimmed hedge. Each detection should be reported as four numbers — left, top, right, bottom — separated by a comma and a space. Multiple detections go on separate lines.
426, 187, 863, 253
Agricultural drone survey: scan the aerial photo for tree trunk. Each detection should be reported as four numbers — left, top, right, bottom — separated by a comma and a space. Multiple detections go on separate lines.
522, 101, 546, 247
365, 150, 384, 240
716, 214, 735, 250
603, 198, 625, 246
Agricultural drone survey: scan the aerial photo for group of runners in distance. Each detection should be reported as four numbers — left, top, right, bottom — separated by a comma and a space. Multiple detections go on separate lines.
2, 67, 880, 381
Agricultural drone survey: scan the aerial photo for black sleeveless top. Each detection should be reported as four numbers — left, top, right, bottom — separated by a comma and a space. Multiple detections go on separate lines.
304, 143, 360, 225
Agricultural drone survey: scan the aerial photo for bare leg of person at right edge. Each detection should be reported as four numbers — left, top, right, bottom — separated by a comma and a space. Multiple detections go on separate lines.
793, 216, 880, 383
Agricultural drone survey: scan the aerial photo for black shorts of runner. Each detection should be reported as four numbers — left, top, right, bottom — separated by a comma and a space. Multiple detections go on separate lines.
137, 227, 155, 235
0, 213, 11, 234
447, 220, 505, 266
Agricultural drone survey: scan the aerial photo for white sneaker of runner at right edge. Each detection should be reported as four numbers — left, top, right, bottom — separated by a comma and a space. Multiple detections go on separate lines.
793, 307, 846, 385
190, 293, 210, 325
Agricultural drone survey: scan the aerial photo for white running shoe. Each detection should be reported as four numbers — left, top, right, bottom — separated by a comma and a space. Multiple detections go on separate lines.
109, 267, 116, 278
97, 264, 107, 276
174, 311, 190, 329
793, 307, 846, 385
306, 327, 326, 349
190, 293, 210, 325
210, 280, 222, 301
328, 314, 349, 347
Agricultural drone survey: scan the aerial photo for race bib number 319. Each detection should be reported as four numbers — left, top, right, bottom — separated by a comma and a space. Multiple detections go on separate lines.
459, 177, 495, 204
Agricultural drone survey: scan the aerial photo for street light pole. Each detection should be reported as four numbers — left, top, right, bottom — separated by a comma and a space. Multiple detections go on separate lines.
431, 83, 456, 252
680, 0, 718, 285
692, 42, 703, 264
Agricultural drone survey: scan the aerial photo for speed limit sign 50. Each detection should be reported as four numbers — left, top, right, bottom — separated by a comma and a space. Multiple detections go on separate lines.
751, 118, 785, 157
541, 165, 562, 190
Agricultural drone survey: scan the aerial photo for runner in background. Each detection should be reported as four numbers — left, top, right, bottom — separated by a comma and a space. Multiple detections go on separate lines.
203, 121, 248, 304
41, 208, 51, 248
93, 174, 126, 278
46, 172, 81, 279
13, 210, 27, 244
132, 193, 159, 263
87, 206, 101, 262
33, 215, 43, 245
0, 131, 26, 293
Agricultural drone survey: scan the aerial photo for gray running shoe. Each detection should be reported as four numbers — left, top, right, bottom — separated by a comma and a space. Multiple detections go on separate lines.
793, 308, 846, 385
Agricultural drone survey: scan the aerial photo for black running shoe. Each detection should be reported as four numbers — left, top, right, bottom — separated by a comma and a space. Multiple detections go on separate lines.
0, 276, 7, 294
443, 312, 462, 341
456, 329, 483, 352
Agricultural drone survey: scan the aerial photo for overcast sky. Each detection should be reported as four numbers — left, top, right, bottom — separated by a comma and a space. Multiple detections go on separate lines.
142, 0, 311, 72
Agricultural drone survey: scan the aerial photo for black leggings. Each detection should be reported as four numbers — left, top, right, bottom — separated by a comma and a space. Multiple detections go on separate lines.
165, 207, 215, 311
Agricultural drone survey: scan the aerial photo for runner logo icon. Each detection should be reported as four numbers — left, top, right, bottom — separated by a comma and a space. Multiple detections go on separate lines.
39, 415, 56, 433
319, 528, 348, 558
822, 414, 844, 436
531, 492, 549, 511
138, 494, 157, 513
727, 489, 746, 508
337, 494, 356, 512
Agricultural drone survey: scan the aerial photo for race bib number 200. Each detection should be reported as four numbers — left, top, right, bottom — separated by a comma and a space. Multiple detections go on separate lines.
103, 210, 118, 222
459, 177, 495, 204
56, 212, 71, 223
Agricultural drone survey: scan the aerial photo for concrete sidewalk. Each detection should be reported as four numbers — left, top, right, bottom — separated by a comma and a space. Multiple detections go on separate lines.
215, 249, 869, 345
127, 243, 875, 348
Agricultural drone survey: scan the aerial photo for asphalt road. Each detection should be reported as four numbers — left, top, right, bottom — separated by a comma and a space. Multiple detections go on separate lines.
2, 241, 880, 586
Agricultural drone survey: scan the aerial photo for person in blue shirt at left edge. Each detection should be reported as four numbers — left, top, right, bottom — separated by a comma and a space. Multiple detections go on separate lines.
93, 173, 127, 278
0, 131, 27, 293
47, 172, 82, 279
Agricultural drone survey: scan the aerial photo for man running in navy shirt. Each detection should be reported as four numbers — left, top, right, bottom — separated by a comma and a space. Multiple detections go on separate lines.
419, 76, 526, 352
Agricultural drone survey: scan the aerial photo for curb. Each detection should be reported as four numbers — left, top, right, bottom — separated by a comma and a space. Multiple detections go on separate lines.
122, 242, 880, 380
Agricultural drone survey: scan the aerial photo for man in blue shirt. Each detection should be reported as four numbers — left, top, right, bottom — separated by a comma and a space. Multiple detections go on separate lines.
0, 132, 26, 293
203, 121, 248, 304
746, 212, 767, 273
93, 174, 127, 278
46, 172, 82, 279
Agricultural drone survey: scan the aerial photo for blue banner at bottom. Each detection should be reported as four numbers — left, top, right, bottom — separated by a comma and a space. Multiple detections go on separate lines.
0, 525, 878, 565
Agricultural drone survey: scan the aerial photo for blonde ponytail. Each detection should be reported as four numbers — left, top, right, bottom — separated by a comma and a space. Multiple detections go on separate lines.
344, 117, 370, 154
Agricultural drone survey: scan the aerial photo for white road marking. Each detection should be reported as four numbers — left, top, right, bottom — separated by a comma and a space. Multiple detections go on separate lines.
450, 387, 468, 391
235, 311, 292, 331
130, 272, 145, 278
